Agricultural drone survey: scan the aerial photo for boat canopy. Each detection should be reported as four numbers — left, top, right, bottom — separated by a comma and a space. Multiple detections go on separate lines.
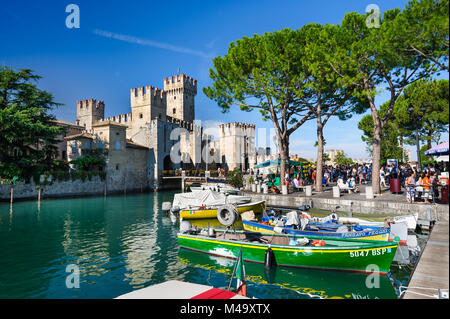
173, 189, 248, 209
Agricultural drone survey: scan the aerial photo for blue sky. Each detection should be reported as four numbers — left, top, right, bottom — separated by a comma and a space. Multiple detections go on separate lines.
1, 0, 448, 161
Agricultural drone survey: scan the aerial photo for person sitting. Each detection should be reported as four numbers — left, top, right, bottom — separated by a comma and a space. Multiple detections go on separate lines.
337, 177, 359, 193
292, 177, 300, 189
337, 177, 348, 190
348, 178, 360, 193
298, 177, 304, 186
266, 174, 280, 194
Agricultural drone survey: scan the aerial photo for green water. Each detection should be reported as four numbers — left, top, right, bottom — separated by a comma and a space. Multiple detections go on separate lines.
0, 192, 410, 299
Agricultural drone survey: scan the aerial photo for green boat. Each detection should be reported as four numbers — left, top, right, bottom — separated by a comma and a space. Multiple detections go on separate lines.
178, 249, 398, 299
177, 229, 398, 274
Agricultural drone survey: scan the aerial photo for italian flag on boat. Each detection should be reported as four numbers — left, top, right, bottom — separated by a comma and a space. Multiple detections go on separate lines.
235, 247, 247, 296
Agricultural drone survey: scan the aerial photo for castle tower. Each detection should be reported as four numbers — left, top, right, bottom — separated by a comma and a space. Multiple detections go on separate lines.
76, 99, 105, 132
219, 122, 256, 171
164, 74, 197, 123
129, 85, 167, 136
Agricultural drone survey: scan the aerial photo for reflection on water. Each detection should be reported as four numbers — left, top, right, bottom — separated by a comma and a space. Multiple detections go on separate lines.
177, 249, 398, 299
0, 192, 417, 299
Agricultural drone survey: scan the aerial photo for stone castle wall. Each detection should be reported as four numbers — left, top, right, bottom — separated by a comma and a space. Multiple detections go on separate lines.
0, 177, 106, 201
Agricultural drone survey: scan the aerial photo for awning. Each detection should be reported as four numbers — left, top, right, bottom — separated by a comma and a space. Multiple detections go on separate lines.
424, 141, 449, 156
253, 159, 309, 169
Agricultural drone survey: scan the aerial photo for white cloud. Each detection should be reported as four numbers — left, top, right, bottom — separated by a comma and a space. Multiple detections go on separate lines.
93, 29, 213, 59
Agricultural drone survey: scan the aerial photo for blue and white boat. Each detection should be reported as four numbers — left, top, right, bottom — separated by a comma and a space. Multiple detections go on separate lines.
242, 213, 391, 241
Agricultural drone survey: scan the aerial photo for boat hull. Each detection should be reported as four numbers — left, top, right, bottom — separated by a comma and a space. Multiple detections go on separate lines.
242, 220, 390, 241
177, 232, 397, 274
179, 201, 266, 220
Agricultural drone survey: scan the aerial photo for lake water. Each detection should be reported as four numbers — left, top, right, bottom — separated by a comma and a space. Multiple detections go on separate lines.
0, 192, 419, 299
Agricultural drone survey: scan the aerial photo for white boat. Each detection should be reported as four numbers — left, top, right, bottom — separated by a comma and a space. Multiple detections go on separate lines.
338, 212, 418, 231
165, 189, 251, 212
116, 280, 248, 299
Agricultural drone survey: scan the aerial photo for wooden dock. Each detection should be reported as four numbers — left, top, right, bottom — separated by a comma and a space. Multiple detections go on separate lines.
403, 221, 449, 299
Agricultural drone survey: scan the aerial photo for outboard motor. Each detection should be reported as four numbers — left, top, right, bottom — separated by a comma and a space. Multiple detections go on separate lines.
180, 220, 193, 234
170, 206, 180, 216
298, 205, 310, 211
162, 202, 172, 212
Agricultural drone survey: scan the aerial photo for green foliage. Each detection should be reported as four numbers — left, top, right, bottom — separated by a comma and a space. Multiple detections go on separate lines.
54, 170, 70, 182
0, 66, 63, 181
70, 156, 106, 171
327, 3, 446, 192
359, 79, 449, 165
358, 102, 405, 165
322, 152, 331, 163
334, 152, 354, 166
420, 144, 435, 166
394, 78, 449, 147
203, 28, 320, 186
226, 168, 243, 188
393, 0, 449, 71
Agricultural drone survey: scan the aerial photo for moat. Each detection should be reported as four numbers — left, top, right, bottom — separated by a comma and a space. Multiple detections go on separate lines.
0, 192, 422, 299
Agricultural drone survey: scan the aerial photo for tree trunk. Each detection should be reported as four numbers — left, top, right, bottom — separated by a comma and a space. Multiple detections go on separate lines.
427, 129, 433, 162
315, 117, 324, 192
416, 128, 422, 171
372, 115, 382, 194
399, 134, 404, 162
278, 135, 290, 187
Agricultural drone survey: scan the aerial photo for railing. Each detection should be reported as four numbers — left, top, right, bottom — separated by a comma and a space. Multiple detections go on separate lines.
161, 169, 222, 177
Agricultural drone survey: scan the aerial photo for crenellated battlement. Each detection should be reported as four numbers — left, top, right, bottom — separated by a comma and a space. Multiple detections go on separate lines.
130, 85, 167, 110
219, 122, 256, 138
130, 86, 165, 98
76, 99, 105, 131
163, 74, 197, 94
166, 115, 201, 132
218, 122, 256, 129
77, 99, 105, 110
102, 113, 132, 124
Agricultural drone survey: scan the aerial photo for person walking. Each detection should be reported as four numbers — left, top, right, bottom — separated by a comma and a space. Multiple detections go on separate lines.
380, 166, 387, 188
420, 172, 432, 204
406, 172, 417, 204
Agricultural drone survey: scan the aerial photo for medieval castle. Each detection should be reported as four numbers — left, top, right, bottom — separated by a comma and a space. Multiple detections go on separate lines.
60, 74, 263, 192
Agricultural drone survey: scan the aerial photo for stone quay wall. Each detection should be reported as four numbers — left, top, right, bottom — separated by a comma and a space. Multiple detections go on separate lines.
0, 177, 106, 201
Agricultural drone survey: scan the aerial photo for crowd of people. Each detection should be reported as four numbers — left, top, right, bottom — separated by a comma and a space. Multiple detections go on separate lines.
247, 160, 449, 203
